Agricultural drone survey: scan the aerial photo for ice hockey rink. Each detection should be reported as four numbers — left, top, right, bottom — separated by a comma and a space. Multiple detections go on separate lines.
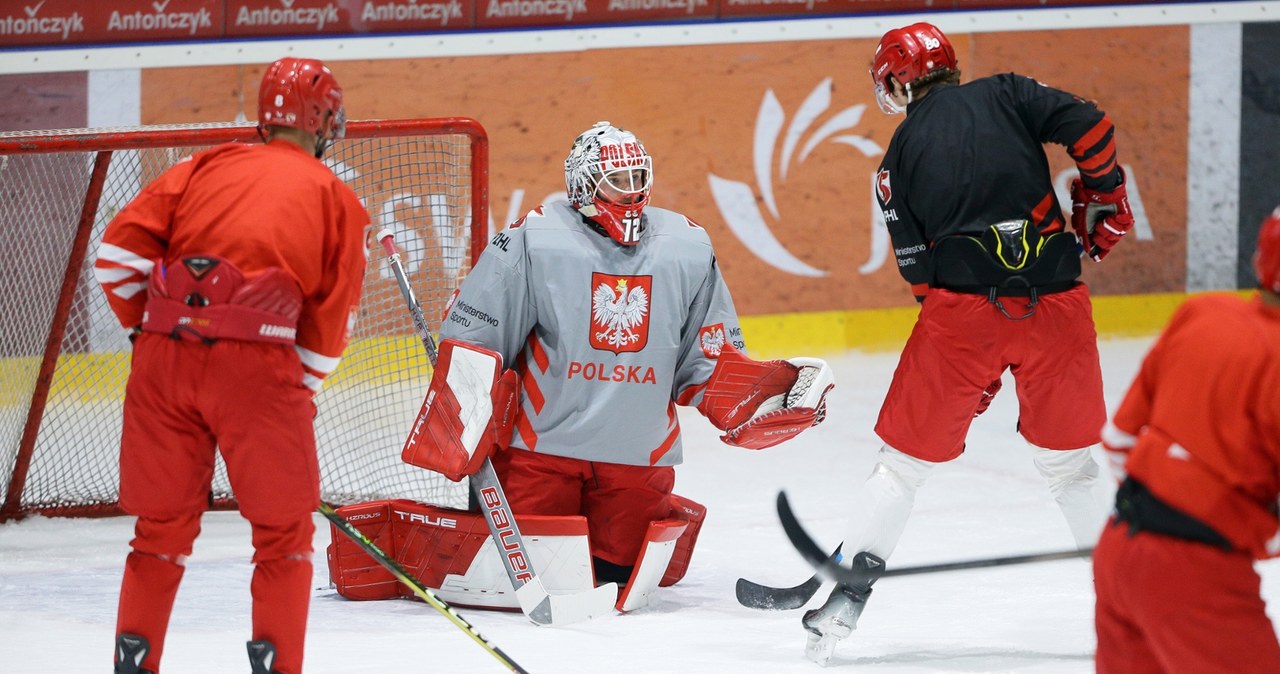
2, 335, 1278, 673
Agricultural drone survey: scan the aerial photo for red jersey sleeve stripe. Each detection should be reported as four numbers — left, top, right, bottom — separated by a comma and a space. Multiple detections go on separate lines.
515, 412, 538, 452
648, 406, 681, 465
1075, 138, 1116, 171
1075, 152, 1116, 179
675, 381, 706, 406
1070, 115, 1114, 158
516, 351, 545, 415
526, 332, 549, 373
1031, 192, 1056, 227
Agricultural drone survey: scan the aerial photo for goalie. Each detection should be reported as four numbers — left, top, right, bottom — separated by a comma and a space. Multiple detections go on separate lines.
374, 122, 832, 610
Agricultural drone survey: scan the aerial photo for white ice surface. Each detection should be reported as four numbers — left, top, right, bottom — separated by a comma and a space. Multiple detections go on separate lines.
3, 336, 1277, 673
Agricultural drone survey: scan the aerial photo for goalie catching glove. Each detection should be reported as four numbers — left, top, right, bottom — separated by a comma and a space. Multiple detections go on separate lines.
698, 344, 834, 450
401, 339, 519, 482
1069, 167, 1134, 262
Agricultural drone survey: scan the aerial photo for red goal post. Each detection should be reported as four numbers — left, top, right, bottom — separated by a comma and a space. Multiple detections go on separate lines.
0, 118, 488, 521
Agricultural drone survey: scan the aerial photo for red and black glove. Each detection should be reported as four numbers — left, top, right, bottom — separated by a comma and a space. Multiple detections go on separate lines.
1069, 167, 1134, 262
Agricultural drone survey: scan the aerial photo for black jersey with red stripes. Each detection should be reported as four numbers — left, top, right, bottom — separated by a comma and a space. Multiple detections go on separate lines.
875, 73, 1123, 293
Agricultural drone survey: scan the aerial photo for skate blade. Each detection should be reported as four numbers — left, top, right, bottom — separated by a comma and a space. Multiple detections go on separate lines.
805, 632, 840, 667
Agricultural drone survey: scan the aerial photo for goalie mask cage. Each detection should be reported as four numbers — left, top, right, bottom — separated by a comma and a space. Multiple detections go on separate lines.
0, 118, 487, 521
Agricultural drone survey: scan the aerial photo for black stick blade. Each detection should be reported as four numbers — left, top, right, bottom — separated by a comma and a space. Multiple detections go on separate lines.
734, 574, 823, 611
735, 539, 842, 610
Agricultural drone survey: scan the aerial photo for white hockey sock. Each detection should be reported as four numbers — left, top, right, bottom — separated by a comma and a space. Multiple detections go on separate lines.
841, 445, 936, 562
1031, 445, 1109, 549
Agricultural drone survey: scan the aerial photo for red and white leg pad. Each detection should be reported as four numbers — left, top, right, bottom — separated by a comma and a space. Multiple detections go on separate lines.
615, 494, 708, 612
326, 499, 596, 610
616, 519, 687, 612
661, 494, 707, 587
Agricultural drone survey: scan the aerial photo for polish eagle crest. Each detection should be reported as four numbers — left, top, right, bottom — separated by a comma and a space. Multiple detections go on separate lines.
699, 323, 727, 358
591, 274, 651, 353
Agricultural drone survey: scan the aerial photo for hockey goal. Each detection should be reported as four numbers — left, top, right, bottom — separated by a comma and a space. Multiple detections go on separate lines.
0, 118, 487, 521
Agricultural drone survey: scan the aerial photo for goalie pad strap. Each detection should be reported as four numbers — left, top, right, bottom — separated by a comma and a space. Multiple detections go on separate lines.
402, 339, 518, 482
142, 255, 302, 344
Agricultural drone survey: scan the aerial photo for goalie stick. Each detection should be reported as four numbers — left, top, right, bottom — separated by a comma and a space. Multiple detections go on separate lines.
318, 502, 528, 673
378, 230, 617, 627
774, 491, 1093, 592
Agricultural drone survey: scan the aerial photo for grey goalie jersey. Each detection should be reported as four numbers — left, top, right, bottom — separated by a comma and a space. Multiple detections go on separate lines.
439, 200, 746, 467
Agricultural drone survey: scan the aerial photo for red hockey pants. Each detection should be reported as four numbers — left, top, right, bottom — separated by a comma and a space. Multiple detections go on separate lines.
491, 449, 675, 567
876, 285, 1105, 461
1094, 518, 1280, 673
115, 335, 319, 674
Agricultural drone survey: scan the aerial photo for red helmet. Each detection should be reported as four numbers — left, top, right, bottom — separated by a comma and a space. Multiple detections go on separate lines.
870, 22, 957, 114
1255, 206, 1280, 293
257, 57, 346, 156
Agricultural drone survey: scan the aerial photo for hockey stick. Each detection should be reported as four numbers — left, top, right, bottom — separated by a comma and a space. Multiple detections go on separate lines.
318, 502, 529, 673
734, 544, 840, 611
377, 230, 617, 627
775, 491, 1093, 590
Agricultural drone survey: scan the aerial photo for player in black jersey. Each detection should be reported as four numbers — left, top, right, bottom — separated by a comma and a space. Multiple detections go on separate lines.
800, 22, 1135, 665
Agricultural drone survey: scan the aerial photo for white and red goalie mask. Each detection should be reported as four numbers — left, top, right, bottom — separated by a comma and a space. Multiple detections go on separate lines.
257, 56, 347, 158
565, 121, 654, 246
1256, 206, 1280, 294
869, 22, 957, 115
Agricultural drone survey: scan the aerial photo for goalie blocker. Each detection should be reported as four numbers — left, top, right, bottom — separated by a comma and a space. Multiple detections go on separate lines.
327, 494, 705, 613
698, 344, 834, 449
402, 338, 519, 481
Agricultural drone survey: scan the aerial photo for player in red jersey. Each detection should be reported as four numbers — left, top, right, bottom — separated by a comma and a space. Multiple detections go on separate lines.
95, 57, 369, 674
1094, 207, 1280, 673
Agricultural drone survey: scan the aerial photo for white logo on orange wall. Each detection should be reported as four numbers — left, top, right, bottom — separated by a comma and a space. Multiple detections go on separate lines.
708, 78, 884, 278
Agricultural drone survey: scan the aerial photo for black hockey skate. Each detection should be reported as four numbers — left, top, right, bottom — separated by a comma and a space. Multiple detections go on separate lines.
114, 633, 153, 674
800, 551, 885, 666
247, 640, 281, 674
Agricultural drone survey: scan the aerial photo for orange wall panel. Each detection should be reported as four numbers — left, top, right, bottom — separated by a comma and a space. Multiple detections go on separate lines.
140, 26, 1188, 314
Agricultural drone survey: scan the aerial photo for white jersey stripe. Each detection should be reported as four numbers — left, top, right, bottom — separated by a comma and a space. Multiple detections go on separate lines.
95, 243, 155, 275
295, 344, 341, 377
